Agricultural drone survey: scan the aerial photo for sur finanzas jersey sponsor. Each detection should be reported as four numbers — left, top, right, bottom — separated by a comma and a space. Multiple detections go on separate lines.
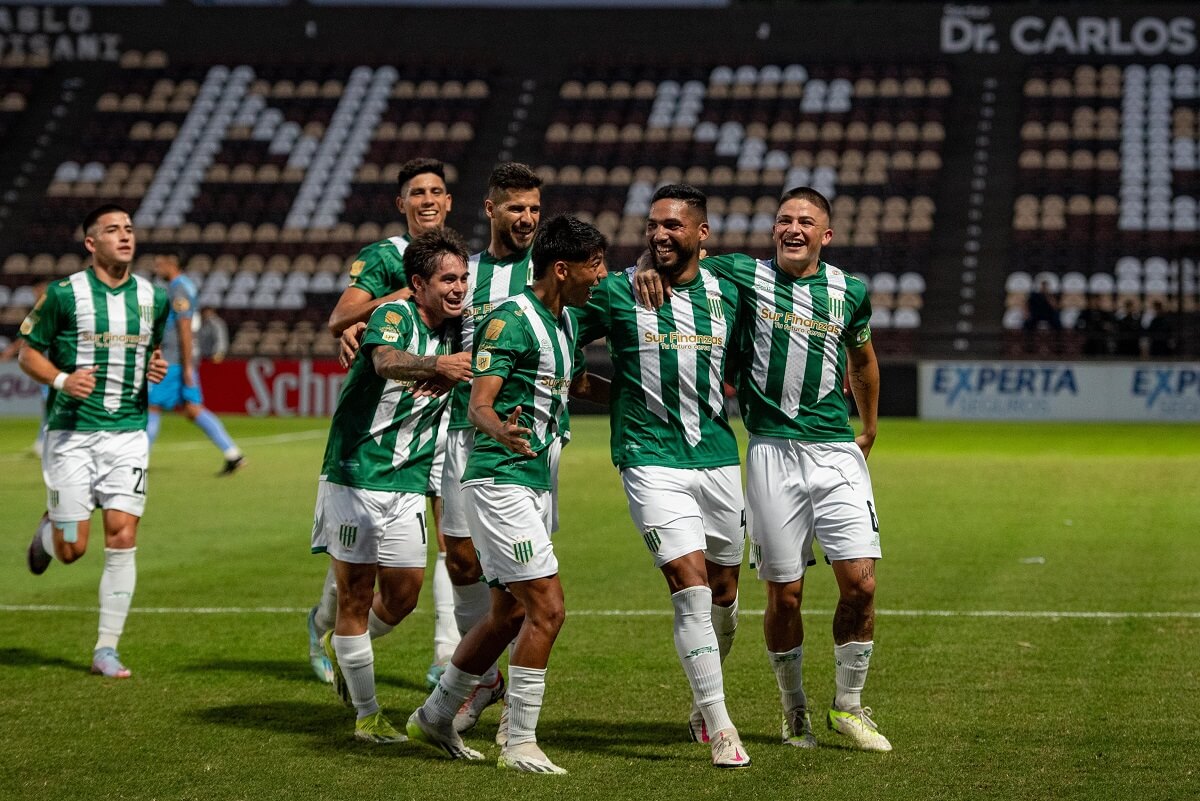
461, 288, 578, 491
702, 254, 872, 442
320, 298, 459, 493
20, 268, 169, 431
573, 265, 743, 470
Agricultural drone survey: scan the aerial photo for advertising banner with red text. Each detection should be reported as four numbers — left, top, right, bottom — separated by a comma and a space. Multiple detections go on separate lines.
199, 359, 346, 417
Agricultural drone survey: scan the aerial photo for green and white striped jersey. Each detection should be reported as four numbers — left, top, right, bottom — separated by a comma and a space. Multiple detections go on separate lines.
20, 269, 168, 431
703, 254, 872, 442
320, 299, 456, 493
344, 235, 411, 298
573, 266, 742, 470
461, 289, 577, 491
447, 249, 534, 431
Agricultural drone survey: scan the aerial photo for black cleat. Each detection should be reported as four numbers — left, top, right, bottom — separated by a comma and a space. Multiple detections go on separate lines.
27, 513, 52, 575
218, 455, 247, 476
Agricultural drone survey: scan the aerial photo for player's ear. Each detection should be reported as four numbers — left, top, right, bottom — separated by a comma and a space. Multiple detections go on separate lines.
698, 221, 710, 242
444, 193, 452, 213
483, 198, 494, 219
394, 195, 405, 216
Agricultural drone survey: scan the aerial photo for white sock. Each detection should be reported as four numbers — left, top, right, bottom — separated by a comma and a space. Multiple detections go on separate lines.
367, 607, 395, 639
834, 641, 874, 711
711, 592, 738, 664
506, 664, 547, 747
672, 586, 732, 734
38, 516, 55, 560
314, 564, 337, 634
223, 446, 242, 460
452, 581, 498, 683
769, 645, 808, 713
432, 552, 460, 662
423, 662, 481, 725
95, 547, 136, 651
332, 633, 379, 718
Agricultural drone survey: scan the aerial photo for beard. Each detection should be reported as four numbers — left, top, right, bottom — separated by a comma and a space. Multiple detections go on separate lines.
500, 226, 534, 256
651, 242, 695, 280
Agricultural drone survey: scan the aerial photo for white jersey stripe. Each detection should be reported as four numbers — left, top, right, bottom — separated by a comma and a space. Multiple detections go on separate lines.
634, 298, 668, 425
388, 236, 408, 256
132, 276, 156, 398
818, 269, 847, 401
700, 270, 727, 416
103, 292, 127, 413
780, 283, 813, 419
513, 294, 560, 442
669, 290, 702, 446
750, 261, 775, 395
69, 272, 96, 370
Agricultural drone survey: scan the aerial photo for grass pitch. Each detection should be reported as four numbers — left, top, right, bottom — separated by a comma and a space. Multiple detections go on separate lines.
2, 415, 1198, 801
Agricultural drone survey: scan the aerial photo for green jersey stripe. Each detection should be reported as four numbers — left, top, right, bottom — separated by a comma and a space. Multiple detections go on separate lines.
511, 292, 571, 443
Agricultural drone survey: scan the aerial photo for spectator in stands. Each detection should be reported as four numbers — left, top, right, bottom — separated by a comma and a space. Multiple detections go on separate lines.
1140, 300, 1176, 358
1113, 299, 1141, 357
197, 307, 229, 363
1023, 280, 1061, 332
1073, 295, 1115, 356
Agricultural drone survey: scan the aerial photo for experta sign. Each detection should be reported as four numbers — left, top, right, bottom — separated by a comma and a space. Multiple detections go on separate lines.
919, 361, 1200, 421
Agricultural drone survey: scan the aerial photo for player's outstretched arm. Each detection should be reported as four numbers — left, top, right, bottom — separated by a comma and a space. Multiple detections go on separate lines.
372, 345, 470, 384
468, 376, 534, 457
18, 343, 97, 399
327, 286, 412, 337
337, 322, 368, 369
847, 340, 880, 459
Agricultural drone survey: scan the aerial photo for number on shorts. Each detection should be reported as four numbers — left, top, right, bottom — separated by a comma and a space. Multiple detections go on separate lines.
417, 511, 427, 545
132, 467, 147, 496
866, 501, 878, 532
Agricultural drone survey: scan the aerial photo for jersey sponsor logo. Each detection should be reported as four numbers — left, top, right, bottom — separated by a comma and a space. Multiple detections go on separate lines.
476, 351, 492, 371
759, 307, 842, 336
643, 330, 725, 350
513, 539, 534, 564
382, 330, 399, 343
82, 331, 152, 347
484, 319, 506, 340
384, 311, 401, 325
172, 297, 191, 313
338, 523, 358, 548
642, 527, 662, 553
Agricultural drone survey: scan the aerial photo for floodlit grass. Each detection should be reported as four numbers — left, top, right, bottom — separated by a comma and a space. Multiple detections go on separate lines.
2, 416, 1198, 800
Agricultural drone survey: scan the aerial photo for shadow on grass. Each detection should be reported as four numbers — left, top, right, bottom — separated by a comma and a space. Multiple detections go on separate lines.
182, 658, 319, 684
0, 646, 87, 673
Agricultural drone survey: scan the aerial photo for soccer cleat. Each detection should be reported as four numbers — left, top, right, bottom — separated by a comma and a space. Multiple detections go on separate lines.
782, 706, 818, 748
687, 704, 710, 744
828, 705, 893, 752
495, 701, 510, 747
710, 728, 751, 768
218, 455, 246, 476
498, 741, 567, 775
321, 631, 352, 707
425, 660, 447, 691
354, 710, 407, 744
307, 607, 333, 684
405, 708, 485, 760
27, 514, 52, 575
91, 647, 131, 678
453, 672, 506, 733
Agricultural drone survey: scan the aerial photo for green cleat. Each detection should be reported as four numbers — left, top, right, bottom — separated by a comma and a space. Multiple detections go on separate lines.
307, 607, 333, 684
406, 708, 485, 760
828, 705, 892, 752
354, 710, 407, 744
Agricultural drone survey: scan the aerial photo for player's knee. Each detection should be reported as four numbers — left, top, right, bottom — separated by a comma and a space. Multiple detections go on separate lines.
768, 586, 804, 617
445, 543, 481, 583
379, 588, 420, 620
56, 541, 86, 563
527, 600, 566, 636
708, 570, 740, 606
840, 577, 875, 610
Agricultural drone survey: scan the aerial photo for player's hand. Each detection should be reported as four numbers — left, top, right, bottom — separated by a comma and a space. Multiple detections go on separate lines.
338, 323, 367, 369
435, 351, 473, 384
410, 377, 452, 398
146, 350, 169, 384
63, 366, 98, 398
498, 405, 534, 457
855, 431, 876, 460
633, 251, 667, 309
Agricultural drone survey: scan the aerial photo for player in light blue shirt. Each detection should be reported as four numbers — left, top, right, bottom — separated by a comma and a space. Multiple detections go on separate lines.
148, 251, 245, 474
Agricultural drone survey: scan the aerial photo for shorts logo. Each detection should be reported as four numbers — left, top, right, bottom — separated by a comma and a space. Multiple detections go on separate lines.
513, 540, 534, 564
642, 527, 661, 554
751, 543, 762, 569
49, 489, 59, 509
338, 524, 358, 548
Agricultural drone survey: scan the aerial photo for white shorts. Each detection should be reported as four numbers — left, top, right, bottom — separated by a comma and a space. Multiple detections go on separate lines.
621, 464, 745, 568
311, 480, 428, 568
746, 436, 881, 583
439, 428, 473, 538
548, 435, 562, 534
463, 482, 557, 586
427, 412, 450, 495
43, 429, 149, 522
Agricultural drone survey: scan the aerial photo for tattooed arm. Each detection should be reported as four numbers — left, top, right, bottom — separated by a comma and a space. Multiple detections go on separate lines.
846, 340, 880, 459
371, 346, 472, 384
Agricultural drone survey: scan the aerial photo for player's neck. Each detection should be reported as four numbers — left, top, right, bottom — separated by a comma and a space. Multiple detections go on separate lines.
488, 241, 526, 263
666, 260, 700, 287
91, 261, 132, 288
777, 257, 820, 279
531, 280, 564, 317
417, 303, 447, 330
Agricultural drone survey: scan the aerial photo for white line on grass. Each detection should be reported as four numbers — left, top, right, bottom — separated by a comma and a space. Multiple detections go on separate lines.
1, 604, 1197, 619
0, 429, 327, 462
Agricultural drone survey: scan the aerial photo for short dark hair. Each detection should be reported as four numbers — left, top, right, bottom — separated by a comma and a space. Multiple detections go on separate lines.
531, 215, 608, 279
488, 162, 542, 199
82, 204, 130, 235
779, 186, 832, 221
651, 183, 707, 216
404, 227, 469, 285
396, 158, 447, 193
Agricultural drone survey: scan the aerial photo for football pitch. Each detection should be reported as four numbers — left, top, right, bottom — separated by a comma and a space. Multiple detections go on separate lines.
2, 415, 1198, 801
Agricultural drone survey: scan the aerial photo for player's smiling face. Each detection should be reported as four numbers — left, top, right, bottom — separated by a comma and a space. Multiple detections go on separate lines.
774, 198, 833, 275
561, 251, 608, 308
415, 252, 469, 322
646, 199, 708, 279
489, 188, 541, 256
86, 211, 136, 269
399, 173, 452, 235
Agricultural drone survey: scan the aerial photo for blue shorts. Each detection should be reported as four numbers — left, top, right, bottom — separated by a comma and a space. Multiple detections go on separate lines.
149, 365, 204, 411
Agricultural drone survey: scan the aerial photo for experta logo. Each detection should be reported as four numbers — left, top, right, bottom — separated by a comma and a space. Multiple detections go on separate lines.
933, 365, 1078, 405
1132, 367, 1200, 409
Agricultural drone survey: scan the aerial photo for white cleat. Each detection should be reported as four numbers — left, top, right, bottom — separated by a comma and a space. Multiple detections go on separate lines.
688, 704, 710, 744
710, 727, 751, 768
406, 708, 485, 760
498, 741, 567, 774
782, 706, 818, 748
453, 672, 505, 733
495, 701, 510, 747
828, 705, 892, 752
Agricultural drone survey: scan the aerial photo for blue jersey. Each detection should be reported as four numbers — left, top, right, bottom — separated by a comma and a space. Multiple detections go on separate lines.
161, 274, 199, 364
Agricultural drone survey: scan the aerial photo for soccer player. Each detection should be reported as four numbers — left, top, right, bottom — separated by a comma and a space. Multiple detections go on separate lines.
146, 250, 245, 474
438, 162, 543, 729
638, 186, 890, 752
310, 229, 472, 743
307, 157, 457, 686
19, 203, 169, 678
572, 185, 750, 768
407, 215, 607, 775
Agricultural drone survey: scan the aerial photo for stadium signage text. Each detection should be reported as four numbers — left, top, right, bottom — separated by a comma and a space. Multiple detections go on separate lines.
919, 361, 1200, 421
0, 6, 120, 62
941, 7, 1197, 56
0, 362, 47, 416
244, 358, 345, 417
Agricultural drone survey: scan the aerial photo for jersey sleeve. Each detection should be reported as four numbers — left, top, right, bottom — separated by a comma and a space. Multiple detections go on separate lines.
844, 280, 873, 348
347, 244, 406, 298
152, 287, 171, 347
700, 253, 755, 292
361, 303, 415, 351
170, 281, 195, 321
472, 309, 527, 380
18, 284, 63, 351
